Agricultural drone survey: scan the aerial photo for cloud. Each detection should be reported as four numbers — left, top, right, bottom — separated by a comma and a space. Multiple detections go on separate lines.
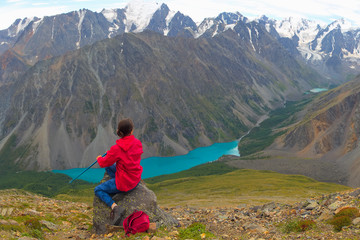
32, 3, 49, 6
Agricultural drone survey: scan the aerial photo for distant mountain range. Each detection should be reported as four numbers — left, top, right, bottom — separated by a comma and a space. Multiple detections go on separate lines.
1, 2, 359, 81
0, 1, 358, 171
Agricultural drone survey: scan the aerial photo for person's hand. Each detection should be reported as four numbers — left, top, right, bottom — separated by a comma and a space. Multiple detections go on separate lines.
96, 155, 102, 160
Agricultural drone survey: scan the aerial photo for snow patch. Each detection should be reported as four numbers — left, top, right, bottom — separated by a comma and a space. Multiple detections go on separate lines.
165, 10, 176, 26
76, 9, 87, 48
196, 18, 215, 38
225, 24, 236, 31
247, 27, 256, 51
275, 17, 320, 44
102, 8, 118, 23
265, 23, 271, 32
124, 0, 161, 32
108, 24, 120, 38
342, 47, 360, 59
298, 47, 323, 61
51, 17, 55, 40
16, 17, 34, 35
212, 24, 219, 37
7, 17, 34, 37
32, 19, 42, 34
163, 9, 176, 35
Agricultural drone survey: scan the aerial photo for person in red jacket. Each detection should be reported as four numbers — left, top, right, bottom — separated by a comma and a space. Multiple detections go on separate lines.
94, 118, 143, 225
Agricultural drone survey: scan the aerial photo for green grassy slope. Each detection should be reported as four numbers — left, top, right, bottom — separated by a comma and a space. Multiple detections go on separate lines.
0, 161, 350, 208
239, 97, 313, 157
146, 168, 351, 207
0, 170, 96, 204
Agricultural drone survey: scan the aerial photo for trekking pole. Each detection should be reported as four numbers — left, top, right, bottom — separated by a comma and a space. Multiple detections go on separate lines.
69, 153, 107, 184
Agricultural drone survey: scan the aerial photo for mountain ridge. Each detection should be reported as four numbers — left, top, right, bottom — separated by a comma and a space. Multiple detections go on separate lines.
0, 26, 327, 170
224, 75, 360, 187
1, 1, 359, 83
0, 1, 357, 172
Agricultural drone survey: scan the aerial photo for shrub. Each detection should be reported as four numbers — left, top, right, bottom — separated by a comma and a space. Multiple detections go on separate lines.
281, 219, 316, 233
328, 215, 352, 232
24, 218, 42, 230
178, 222, 216, 240
335, 207, 360, 219
328, 207, 360, 232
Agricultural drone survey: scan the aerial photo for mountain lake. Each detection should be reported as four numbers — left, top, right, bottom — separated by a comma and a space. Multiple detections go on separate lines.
53, 140, 240, 183
305, 88, 328, 94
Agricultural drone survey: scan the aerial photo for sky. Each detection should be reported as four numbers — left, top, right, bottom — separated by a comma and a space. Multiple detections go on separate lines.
1, 0, 360, 30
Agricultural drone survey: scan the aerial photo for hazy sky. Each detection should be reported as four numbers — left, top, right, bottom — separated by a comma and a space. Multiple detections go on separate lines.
1, 0, 360, 30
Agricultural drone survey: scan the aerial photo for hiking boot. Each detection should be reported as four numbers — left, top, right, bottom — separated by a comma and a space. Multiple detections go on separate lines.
110, 206, 125, 226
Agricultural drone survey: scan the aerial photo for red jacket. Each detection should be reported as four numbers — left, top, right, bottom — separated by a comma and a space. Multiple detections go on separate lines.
97, 135, 143, 192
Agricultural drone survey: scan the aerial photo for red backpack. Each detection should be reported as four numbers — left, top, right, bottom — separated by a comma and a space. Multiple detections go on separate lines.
123, 210, 150, 236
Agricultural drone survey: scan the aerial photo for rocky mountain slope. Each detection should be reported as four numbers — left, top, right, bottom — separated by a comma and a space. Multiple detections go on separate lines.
0, 187, 359, 239
258, 75, 360, 187
0, 1, 356, 172
0, 26, 325, 170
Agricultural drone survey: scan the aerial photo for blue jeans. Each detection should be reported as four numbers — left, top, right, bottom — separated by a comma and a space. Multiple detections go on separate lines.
94, 164, 121, 207
94, 164, 138, 207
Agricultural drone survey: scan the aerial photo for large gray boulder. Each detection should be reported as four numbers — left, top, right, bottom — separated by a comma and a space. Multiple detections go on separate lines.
93, 173, 179, 234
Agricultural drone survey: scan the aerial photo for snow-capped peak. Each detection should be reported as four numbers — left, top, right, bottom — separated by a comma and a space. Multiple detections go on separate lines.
328, 18, 354, 32
216, 12, 245, 25
275, 17, 320, 40
124, 0, 161, 32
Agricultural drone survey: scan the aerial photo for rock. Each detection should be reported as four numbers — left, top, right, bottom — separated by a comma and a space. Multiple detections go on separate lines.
328, 201, 342, 210
316, 209, 333, 221
40, 220, 59, 231
1, 208, 7, 216
0, 208, 14, 217
0, 219, 8, 225
150, 237, 167, 240
23, 209, 41, 216
353, 217, 360, 225
305, 201, 319, 210
7, 220, 19, 226
349, 189, 360, 197
243, 223, 267, 233
262, 202, 276, 212
17, 237, 38, 240
148, 223, 157, 233
93, 175, 179, 234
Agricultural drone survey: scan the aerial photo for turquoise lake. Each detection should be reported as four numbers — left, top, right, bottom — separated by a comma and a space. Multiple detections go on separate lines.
305, 88, 328, 94
53, 140, 240, 183
310, 88, 328, 93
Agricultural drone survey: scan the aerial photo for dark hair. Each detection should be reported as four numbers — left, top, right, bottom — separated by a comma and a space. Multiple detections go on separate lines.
117, 118, 134, 138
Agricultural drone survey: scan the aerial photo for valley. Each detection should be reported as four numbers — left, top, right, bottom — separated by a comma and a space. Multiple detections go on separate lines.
2, 1, 357, 174
0, 1, 360, 237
